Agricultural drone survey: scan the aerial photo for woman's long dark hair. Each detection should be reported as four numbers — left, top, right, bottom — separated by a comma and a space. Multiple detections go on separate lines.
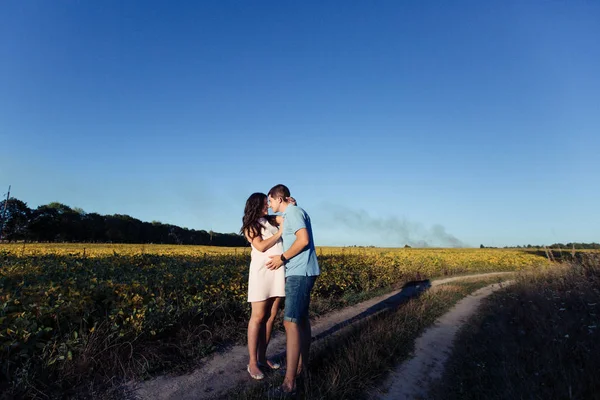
241, 193, 277, 240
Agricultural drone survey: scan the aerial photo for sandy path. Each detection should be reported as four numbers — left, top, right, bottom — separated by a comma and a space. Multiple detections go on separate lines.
372, 280, 514, 400
130, 272, 513, 400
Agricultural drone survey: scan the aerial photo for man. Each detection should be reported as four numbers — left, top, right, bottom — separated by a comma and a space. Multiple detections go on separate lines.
266, 184, 320, 397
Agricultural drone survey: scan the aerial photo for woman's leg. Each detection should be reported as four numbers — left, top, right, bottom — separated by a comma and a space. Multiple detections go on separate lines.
248, 300, 268, 376
265, 297, 282, 345
258, 297, 282, 366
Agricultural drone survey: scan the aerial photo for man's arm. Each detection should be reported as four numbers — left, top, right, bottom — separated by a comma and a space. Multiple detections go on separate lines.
266, 228, 309, 270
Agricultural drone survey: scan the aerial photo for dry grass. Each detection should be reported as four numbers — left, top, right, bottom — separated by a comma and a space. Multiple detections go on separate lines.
431, 253, 600, 400
222, 275, 510, 400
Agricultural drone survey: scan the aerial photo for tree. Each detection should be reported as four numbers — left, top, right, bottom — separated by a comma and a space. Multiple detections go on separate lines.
46, 202, 83, 241
81, 212, 106, 242
0, 198, 32, 241
2, 196, 248, 246
29, 205, 61, 241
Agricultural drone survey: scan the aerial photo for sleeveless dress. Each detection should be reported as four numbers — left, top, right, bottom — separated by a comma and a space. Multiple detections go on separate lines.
247, 217, 286, 302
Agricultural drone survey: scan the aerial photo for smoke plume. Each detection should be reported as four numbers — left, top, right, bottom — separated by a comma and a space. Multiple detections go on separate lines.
320, 204, 467, 248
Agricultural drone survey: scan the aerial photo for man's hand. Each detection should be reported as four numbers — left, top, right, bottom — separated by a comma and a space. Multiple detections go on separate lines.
266, 255, 284, 270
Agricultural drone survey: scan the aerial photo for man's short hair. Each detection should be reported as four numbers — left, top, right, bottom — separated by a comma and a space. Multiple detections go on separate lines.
268, 184, 291, 200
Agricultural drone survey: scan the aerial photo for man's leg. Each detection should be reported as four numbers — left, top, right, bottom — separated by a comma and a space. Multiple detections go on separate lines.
280, 276, 303, 392
282, 320, 301, 391
297, 275, 316, 376
278, 275, 317, 393
297, 317, 311, 376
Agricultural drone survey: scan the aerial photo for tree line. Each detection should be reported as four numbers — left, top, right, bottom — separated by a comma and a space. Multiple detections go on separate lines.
480, 243, 600, 250
524, 243, 600, 249
0, 197, 247, 246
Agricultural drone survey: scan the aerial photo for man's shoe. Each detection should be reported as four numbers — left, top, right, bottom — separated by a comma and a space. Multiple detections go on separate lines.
258, 360, 281, 370
266, 385, 296, 398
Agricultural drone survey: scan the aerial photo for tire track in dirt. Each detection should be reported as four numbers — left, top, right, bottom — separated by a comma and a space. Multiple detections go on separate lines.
372, 280, 514, 400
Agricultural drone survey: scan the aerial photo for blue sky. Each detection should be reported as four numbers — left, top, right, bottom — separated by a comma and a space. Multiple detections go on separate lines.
1, 1, 599, 247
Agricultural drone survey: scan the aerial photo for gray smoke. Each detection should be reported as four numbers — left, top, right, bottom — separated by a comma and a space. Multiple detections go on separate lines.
320, 204, 467, 248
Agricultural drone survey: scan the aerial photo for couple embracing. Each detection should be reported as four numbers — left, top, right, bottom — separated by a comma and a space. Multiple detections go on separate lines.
241, 184, 320, 397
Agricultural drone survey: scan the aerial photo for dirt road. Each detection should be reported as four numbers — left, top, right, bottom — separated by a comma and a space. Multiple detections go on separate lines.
131, 272, 513, 400
372, 280, 513, 400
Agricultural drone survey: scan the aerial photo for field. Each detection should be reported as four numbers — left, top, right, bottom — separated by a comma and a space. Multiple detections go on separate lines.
0, 243, 550, 398
432, 253, 600, 399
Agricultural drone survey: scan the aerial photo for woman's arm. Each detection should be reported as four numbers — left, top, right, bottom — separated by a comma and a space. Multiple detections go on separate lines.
245, 226, 282, 252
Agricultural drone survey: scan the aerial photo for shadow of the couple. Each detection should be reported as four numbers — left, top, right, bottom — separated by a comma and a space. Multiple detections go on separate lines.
272, 280, 431, 363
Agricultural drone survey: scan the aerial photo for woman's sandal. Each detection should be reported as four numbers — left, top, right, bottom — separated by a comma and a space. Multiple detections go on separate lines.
247, 365, 264, 380
258, 360, 281, 370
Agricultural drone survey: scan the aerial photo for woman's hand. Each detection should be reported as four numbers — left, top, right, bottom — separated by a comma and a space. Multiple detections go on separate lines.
287, 196, 297, 206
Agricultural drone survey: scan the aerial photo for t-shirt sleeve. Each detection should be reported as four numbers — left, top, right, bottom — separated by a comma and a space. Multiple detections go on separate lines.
285, 208, 307, 233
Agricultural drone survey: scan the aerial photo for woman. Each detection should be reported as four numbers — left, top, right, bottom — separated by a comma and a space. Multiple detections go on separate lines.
241, 192, 292, 380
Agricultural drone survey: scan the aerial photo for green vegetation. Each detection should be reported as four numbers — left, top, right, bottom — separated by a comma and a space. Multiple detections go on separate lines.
0, 246, 547, 398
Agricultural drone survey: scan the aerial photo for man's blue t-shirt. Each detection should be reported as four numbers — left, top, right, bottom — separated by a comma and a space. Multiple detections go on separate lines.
282, 205, 320, 277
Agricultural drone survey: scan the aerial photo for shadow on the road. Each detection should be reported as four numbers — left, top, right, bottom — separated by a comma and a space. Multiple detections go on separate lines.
312, 279, 431, 342
272, 280, 431, 363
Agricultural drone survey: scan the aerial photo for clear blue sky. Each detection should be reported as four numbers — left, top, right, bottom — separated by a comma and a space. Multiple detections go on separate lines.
1, 1, 599, 247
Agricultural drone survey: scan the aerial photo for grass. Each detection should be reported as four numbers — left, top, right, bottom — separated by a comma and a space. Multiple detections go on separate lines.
221, 274, 513, 400
430, 253, 600, 400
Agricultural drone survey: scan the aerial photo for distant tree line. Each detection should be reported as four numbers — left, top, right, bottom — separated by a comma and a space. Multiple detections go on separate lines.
480, 243, 600, 250
0, 197, 247, 246
529, 243, 600, 250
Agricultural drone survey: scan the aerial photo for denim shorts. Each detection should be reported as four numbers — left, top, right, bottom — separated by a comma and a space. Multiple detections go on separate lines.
284, 275, 317, 323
